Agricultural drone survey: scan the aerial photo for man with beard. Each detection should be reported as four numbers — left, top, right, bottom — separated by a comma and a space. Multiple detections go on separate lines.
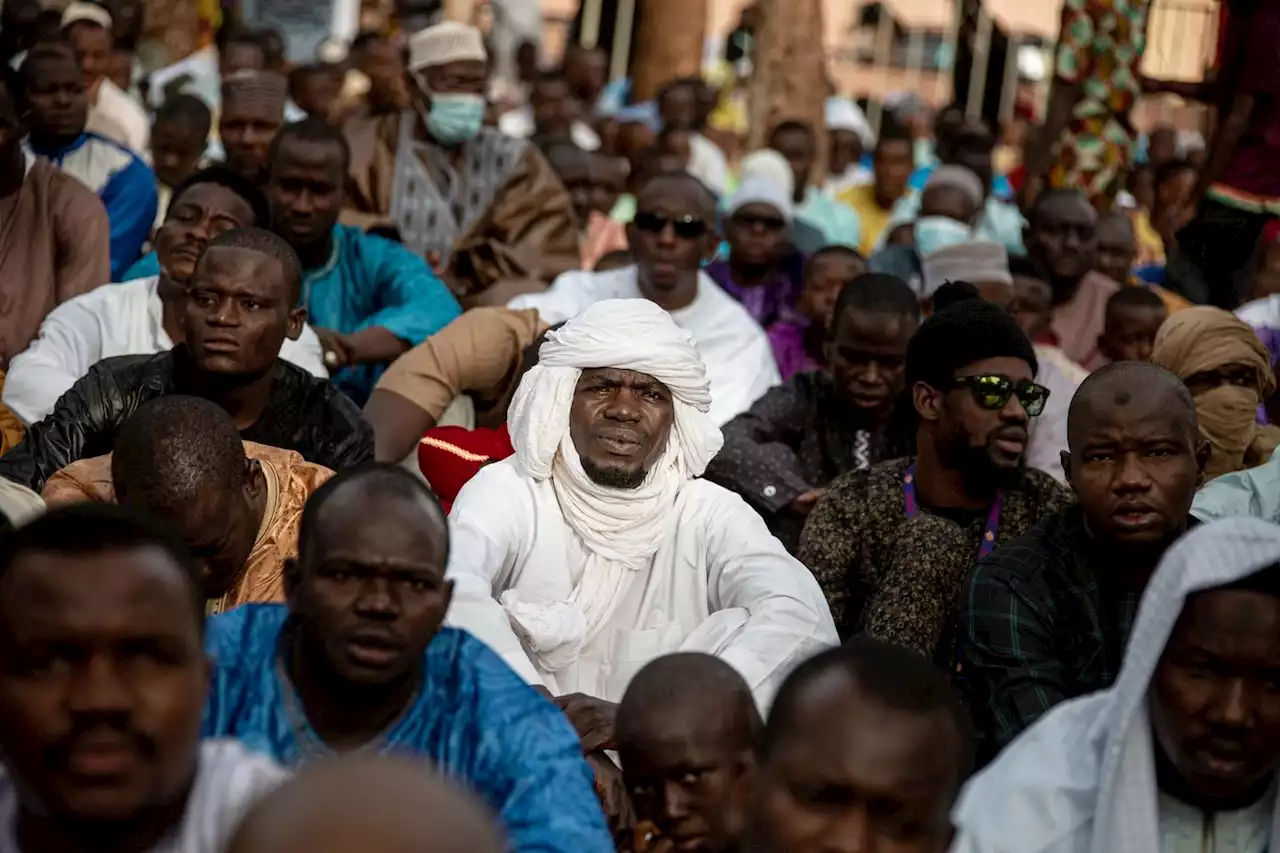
0, 227, 373, 492
800, 298, 1071, 660
959, 361, 1208, 763
4, 167, 327, 424
444, 298, 836, 710
1026, 189, 1119, 370
0, 502, 289, 853
707, 273, 919, 553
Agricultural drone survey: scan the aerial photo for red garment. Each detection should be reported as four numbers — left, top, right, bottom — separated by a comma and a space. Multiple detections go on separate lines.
417, 423, 515, 513
1215, 1, 1280, 204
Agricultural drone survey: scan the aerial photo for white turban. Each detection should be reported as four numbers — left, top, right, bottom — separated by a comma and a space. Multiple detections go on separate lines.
503, 299, 724, 671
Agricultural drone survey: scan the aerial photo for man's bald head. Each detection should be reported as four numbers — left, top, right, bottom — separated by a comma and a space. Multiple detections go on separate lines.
1063, 361, 1206, 548
229, 755, 504, 853
1066, 360, 1198, 452
617, 654, 761, 852
636, 171, 718, 222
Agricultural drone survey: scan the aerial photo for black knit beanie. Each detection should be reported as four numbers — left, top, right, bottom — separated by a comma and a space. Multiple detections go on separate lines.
905, 297, 1038, 390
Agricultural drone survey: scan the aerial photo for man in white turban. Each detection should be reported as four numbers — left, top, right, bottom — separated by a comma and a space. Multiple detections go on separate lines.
341, 21, 578, 300
444, 298, 837, 719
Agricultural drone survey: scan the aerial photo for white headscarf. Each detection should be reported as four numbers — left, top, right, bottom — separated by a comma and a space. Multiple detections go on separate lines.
502, 299, 724, 670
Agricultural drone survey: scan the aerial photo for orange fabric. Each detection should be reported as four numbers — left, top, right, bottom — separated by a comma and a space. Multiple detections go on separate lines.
42, 441, 333, 607
0, 374, 24, 454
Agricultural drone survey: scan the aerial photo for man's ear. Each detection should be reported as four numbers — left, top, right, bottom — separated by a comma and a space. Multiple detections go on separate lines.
286, 306, 306, 341
1061, 450, 1074, 490
912, 380, 943, 424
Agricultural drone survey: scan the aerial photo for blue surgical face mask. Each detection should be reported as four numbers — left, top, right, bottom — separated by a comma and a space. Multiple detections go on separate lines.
914, 216, 974, 257
425, 92, 485, 146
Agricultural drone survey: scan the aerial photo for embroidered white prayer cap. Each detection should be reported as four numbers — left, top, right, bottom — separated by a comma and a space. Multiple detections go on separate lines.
727, 175, 794, 224
408, 21, 487, 73
738, 148, 794, 198
61, 0, 112, 29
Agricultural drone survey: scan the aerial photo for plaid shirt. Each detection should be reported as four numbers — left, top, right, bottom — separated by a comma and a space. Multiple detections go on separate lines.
959, 505, 1147, 764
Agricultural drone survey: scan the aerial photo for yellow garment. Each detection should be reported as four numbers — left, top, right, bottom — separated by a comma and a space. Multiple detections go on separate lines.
1151, 306, 1280, 480
836, 183, 893, 256
41, 441, 334, 606
1130, 207, 1166, 267
0, 374, 25, 454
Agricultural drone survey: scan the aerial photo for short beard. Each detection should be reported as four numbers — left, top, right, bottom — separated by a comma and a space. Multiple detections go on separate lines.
938, 426, 1025, 496
581, 456, 648, 489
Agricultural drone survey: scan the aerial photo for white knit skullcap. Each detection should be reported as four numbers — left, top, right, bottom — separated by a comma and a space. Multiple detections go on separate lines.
739, 148, 794, 194
61, 1, 111, 29
924, 165, 985, 208
408, 21, 487, 73
825, 96, 873, 147
921, 241, 1011, 296
727, 175, 793, 224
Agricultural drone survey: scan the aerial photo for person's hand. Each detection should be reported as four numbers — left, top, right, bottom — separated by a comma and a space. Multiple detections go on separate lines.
314, 328, 355, 372
587, 752, 635, 838
554, 693, 619, 752
789, 488, 827, 517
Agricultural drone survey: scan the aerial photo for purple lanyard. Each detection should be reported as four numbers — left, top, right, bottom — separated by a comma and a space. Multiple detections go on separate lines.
902, 464, 1004, 560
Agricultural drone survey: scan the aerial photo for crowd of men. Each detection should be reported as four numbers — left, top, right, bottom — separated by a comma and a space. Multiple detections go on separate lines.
0, 0, 1277, 850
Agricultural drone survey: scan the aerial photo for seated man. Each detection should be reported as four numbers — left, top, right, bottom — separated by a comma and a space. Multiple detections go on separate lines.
769, 120, 862, 250
0, 227, 374, 492
445, 298, 837, 706
42, 396, 333, 611
0, 62, 109, 370
203, 463, 613, 853
960, 362, 1208, 761
365, 306, 546, 462
229, 756, 505, 853
267, 119, 461, 406
1096, 285, 1168, 366
19, 43, 156, 279
62, 1, 148, 154
747, 638, 972, 853
342, 22, 578, 296
800, 298, 1072, 657
617, 654, 761, 853
510, 171, 780, 425
0, 503, 289, 853
4, 166, 327, 424
954, 519, 1280, 852
706, 273, 920, 553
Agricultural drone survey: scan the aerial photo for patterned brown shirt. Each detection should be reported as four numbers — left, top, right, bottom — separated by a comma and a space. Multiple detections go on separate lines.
798, 456, 1073, 661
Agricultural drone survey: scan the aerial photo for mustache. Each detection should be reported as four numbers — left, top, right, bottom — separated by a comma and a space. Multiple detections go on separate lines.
45, 718, 156, 769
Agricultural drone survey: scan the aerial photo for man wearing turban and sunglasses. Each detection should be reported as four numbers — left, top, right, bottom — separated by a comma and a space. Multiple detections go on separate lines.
800, 295, 1072, 661
509, 171, 780, 425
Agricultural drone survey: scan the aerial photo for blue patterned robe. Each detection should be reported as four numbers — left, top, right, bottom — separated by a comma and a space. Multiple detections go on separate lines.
202, 605, 612, 853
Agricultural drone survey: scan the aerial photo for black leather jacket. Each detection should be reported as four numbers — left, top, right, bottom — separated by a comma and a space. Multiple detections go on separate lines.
0, 347, 376, 491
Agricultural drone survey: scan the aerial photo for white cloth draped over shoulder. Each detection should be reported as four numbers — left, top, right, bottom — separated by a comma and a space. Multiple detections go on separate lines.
445, 299, 836, 706
953, 518, 1280, 853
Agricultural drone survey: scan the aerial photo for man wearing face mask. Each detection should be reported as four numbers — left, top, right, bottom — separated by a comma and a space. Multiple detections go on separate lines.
342, 22, 578, 301
868, 165, 983, 294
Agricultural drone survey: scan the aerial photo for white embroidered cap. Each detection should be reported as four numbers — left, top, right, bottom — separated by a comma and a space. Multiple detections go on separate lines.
408, 21, 487, 73
61, 0, 112, 30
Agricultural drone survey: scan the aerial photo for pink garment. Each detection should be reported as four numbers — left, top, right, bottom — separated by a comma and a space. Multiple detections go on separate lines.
580, 211, 629, 271
1050, 271, 1120, 371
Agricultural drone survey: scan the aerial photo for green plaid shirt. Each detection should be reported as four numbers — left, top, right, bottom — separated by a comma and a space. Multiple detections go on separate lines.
958, 505, 1144, 764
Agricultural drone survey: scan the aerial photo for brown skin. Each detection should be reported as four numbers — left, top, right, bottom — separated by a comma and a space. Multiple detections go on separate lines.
564, 45, 607, 106
414, 59, 487, 154
627, 176, 718, 312
749, 671, 961, 853
120, 459, 265, 597
1024, 193, 1099, 304
23, 50, 89, 148
873, 137, 915, 210
828, 128, 863, 178
531, 75, 581, 140
1183, 365, 1261, 398
219, 98, 283, 183
219, 41, 265, 79
1094, 213, 1138, 285
290, 70, 340, 121
353, 38, 409, 113
588, 154, 626, 217
0, 74, 26, 198
64, 21, 110, 98
1011, 274, 1054, 342
150, 117, 208, 189
828, 309, 916, 417
725, 202, 789, 273
106, 49, 131, 92
1062, 379, 1207, 556
1098, 304, 1167, 363
1251, 239, 1280, 302
569, 366, 674, 490
1151, 587, 1280, 811
153, 182, 257, 341
0, 547, 210, 853
268, 136, 409, 369
769, 125, 816, 204
657, 84, 699, 131
914, 356, 1035, 510
544, 144, 593, 227
283, 481, 452, 750
799, 253, 868, 331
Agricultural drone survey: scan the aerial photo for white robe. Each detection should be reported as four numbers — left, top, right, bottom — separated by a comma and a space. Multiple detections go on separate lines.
508, 266, 780, 426
444, 459, 838, 706
3, 276, 329, 424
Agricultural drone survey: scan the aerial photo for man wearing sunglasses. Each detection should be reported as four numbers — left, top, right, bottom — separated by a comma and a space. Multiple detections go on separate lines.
799, 296, 1072, 660
509, 171, 780, 425
960, 360, 1208, 763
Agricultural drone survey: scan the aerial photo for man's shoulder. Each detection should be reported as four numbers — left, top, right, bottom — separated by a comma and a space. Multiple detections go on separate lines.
825, 456, 911, 502
971, 508, 1080, 588
206, 604, 288, 669
1014, 467, 1075, 513
93, 350, 174, 384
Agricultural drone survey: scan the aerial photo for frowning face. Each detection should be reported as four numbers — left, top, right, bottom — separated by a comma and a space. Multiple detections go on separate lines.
568, 367, 674, 489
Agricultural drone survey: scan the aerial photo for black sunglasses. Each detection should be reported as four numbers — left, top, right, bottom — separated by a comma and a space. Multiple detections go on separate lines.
732, 211, 787, 232
634, 211, 709, 240
943, 374, 1050, 417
